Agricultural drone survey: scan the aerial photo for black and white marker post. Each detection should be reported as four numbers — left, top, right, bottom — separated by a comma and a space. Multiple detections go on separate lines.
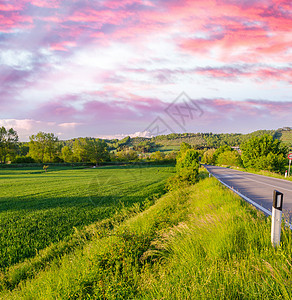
271, 190, 283, 247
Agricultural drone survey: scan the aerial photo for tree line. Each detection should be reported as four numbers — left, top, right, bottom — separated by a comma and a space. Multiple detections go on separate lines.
0, 128, 109, 165
0, 127, 176, 165
0, 126, 290, 172
202, 134, 289, 173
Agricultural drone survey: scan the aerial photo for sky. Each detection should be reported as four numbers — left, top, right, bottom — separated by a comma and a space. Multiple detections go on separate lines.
0, 0, 291, 141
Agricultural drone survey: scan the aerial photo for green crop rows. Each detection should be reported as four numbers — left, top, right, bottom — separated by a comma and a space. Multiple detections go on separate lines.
0, 165, 174, 270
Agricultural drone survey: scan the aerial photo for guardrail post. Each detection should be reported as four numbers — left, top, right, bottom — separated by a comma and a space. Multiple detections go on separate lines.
271, 190, 283, 247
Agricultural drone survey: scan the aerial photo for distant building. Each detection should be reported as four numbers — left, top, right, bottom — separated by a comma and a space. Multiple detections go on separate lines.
231, 146, 241, 154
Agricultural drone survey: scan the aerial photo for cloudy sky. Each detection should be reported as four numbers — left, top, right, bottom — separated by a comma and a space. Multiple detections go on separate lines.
0, 0, 291, 141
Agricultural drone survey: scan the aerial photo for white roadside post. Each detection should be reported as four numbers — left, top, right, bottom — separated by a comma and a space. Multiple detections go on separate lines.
271, 190, 283, 247
288, 153, 292, 177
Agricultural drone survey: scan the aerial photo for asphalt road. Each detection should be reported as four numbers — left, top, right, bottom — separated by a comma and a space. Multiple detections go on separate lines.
203, 165, 292, 224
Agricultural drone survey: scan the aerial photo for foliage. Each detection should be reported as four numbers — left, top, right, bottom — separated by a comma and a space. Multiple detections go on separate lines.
61, 146, 73, 163
71, 138, 109, 164
214, 145, 233, 159
203, 148, 216, 164
167, 143, 200, 189
176, 149, 199, 182
115, 150, 139, 162
133, 140, 155, 153
107, 136, 131, 150
29, 132, 59, 163
241, 134, 288, 172
72, 138, 89, 162
12, 156, 35, 163
86, 139, 110, 165
164, 151, 177, 162
150, 151, 165, 161
178, 141, 192, 152
217, 150, 242, 167
16, 142, 29, 157
0, 127, 19, 164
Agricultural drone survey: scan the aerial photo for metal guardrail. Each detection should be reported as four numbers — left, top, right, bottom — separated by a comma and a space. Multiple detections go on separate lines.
206, 168, 292, 231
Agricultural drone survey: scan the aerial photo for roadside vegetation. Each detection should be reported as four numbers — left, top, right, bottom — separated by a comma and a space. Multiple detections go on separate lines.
1, 171, 291, 299
203, 134, 290, 177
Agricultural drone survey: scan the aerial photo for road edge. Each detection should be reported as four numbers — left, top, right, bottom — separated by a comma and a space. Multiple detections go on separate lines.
203, 165, 292, 230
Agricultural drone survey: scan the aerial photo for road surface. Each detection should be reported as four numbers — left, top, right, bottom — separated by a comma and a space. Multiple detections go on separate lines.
203, 165, 292, 224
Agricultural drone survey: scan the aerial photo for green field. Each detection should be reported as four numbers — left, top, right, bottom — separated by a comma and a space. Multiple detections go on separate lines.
1, 166, 291, 299
0, 165, 174, 272
1, 174, 291, 299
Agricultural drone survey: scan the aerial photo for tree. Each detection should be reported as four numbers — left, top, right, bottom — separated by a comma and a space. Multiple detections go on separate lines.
241, 135, 287, 172
179, 142, 192, 153
115, 149, 138, 162
176, 147, 200, 184
0, 127, 19, 163
17, 142, 29, 156
214, 145, 233, 162
29, 132, 59, 163
134, 141, 154, 153
165, 151, 177, 162
86, 139, 110, 165
217, 151, 242, 167
167, 147, 200, 190
72, 138, 109, 164
203, 148, 216, 165
151, 151, 165, 161
72, 138, 89, 162
61, 146, 73, 163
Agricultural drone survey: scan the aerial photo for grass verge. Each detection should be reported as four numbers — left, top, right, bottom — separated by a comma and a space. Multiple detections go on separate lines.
2, 175, 291, 299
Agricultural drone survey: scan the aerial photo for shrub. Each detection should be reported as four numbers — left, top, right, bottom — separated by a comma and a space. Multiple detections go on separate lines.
217, 150, 242, 167
167, 144, 200, 190
203, 148, 216, 164
241, 135, 287, 172
13, 156, 35, 163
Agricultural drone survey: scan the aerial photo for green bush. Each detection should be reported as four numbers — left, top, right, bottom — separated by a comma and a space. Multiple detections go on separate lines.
217, 150, 242, 167
203, 148, 216, 164
167, 143, 200, 190
241, 135, 288, 172
13, 156, 35, 163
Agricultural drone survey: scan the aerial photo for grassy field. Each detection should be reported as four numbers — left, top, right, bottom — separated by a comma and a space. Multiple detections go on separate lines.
0, 164, 174, 273
1, 171, 291, 299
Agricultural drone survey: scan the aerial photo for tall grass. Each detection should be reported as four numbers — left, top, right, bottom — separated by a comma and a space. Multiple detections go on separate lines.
2, 176, 291, 299
140, 179, 292, 299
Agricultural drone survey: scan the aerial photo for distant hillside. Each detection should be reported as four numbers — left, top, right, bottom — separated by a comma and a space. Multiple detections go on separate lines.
103, 128, 292, 152
273, 127, 292, 147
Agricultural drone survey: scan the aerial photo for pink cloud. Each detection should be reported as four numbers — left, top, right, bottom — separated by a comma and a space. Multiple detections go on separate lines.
0, 12, 33, 32
0, 3, 21, 11
27, 92, 166, 125
196, 65, 292, 83
0, 0, 291, 139
50, 41, 76, 51
11, 97, 292, 140
175, 0, 291, 62
30, 0, 60, 8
